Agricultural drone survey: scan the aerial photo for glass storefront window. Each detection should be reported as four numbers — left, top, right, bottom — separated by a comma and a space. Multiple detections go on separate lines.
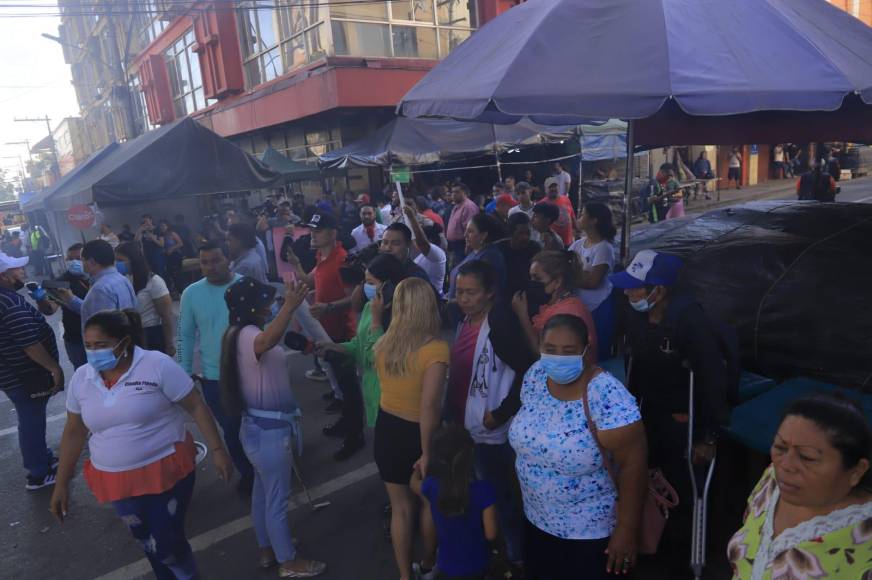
393, 26, 437, 59
332, 20, 391, 57
164, 28, 205, 117
329, 0, 388, 22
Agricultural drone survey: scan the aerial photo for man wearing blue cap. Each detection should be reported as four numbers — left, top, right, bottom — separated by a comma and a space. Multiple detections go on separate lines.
611, 249, 732, 576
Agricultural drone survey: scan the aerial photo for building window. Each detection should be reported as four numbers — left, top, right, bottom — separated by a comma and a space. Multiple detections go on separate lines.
164, 29, 205, 117
139, 0, 168, 48
237, 0, 328, 89
128, 74, 156, 134
330, 0, 476, 59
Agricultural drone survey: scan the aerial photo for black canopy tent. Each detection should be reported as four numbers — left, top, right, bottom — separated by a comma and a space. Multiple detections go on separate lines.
21, 117, 280, 212
260, 147, 323, 182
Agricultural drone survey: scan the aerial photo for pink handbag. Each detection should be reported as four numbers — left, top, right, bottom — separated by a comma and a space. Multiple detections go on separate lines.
581, 387, 679, 555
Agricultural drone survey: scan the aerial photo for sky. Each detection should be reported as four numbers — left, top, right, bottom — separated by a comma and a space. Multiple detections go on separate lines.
0, 2, 79, 189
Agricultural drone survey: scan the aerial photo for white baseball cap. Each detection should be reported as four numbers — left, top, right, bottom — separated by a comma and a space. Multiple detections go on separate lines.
0, 252, 28, 274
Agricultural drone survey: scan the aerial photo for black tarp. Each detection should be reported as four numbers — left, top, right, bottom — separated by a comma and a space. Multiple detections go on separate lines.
260, 147, 322, 182
23, 117, 280, 212
628, 201, 872, 389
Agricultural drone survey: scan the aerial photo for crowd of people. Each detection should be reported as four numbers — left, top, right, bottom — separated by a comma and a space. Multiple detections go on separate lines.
0, 171, 869, 580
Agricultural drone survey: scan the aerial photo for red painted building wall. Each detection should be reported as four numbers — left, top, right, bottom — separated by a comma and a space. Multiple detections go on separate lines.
132, 0, 515, 139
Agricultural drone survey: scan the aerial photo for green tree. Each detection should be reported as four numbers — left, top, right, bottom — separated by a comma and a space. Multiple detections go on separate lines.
0, 168, 16, 202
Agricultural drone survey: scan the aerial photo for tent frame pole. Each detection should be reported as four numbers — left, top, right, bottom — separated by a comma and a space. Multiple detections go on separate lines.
621, 121, 635, 264
577, 131, 584, 214
492, 124, 503, 182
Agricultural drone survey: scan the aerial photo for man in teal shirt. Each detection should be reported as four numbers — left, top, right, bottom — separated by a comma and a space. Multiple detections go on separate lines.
177, 241, 253, 491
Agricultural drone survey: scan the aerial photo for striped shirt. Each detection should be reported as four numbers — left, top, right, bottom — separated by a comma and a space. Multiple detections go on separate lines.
0, 287, 59, 391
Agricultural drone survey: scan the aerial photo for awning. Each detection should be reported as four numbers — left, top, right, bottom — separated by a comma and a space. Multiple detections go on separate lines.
319, 117, 623, 168
260, 147, 323, 182
22, 117, 280, 212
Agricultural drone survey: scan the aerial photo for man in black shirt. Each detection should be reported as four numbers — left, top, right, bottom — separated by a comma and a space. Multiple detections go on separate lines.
611, 250, 732, 575
33, 244, 90, 369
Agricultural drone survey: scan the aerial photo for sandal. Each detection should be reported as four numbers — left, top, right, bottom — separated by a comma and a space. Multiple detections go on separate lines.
278, 559, 327, 578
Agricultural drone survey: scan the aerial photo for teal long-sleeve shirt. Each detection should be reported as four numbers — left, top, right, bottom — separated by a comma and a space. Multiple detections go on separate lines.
177, 274, 241, 380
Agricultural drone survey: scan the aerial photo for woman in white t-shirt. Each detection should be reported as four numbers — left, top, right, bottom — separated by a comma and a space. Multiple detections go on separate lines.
569, 203, 617, 360
116, 242, 175, 357
50, 309, 232, 579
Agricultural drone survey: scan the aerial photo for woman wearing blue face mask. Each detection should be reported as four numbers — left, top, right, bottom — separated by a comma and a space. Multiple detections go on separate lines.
50, 308, 233, 579
116, 242, 175, 357
509, 314, 648, 580
316, 253, 406, 431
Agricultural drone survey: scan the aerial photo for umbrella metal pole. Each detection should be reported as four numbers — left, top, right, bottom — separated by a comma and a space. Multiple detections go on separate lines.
577, 134, 584, 213
621, 121, 635, 264
492, 124, 503, 182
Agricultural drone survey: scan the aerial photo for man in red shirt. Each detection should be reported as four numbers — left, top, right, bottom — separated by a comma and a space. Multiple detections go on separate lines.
285, 211, 365, 460
536, 182, 576, 246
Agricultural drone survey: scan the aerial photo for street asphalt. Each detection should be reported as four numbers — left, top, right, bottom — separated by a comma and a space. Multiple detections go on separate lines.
1, 175, 870, 580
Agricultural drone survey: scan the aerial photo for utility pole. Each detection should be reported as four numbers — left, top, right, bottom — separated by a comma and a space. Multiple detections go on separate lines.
14, 116, 60, 181
105, 2, 138, 141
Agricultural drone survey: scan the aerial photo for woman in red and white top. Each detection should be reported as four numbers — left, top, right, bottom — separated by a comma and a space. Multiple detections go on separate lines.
50, 309, 232, 580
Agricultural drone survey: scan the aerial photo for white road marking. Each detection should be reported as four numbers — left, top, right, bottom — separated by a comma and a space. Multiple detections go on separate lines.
852, 195, 872, 203
92, 462, 379, 580
0, 412, 66, 438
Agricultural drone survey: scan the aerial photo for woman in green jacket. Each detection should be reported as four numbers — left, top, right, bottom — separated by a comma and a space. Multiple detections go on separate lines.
317, 253, 407, 427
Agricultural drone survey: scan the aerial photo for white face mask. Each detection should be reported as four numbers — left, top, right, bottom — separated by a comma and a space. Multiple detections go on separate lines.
630, 289, 658, 313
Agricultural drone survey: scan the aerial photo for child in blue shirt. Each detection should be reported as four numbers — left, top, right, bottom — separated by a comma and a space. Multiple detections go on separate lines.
412, 425, 499, 580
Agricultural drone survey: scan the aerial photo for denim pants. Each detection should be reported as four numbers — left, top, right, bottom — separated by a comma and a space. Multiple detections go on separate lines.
112, 471, 198, 580
240, 416, 297, 563
3, 386, 53, 479
200, 380, 253, 480
474, 441, 524, 563
64, 339, 87, 369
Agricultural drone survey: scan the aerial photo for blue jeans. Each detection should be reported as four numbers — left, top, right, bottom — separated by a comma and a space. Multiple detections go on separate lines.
64, 339, 87, 369
113, 471, 198, 580
474, 441, 524, 563
3, 387, 53, 479
200, 380, 253, 480
240, 416, 297, 563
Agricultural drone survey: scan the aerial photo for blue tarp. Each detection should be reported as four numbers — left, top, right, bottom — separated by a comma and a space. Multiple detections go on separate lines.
399, 0, 872, 145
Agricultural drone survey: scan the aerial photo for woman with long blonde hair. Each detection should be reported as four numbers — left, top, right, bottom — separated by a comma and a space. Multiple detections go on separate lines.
373, 277, 449, 580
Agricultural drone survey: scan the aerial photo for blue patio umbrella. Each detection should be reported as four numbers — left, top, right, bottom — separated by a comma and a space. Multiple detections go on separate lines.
399, 0, 872, 262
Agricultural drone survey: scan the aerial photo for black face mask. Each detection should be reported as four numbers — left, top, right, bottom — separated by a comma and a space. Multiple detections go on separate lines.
526, 279, 551, 307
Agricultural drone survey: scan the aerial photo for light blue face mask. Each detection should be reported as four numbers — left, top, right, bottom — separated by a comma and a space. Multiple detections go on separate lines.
363, 283, 378, 301
115, 261, 129, 276
630, 290, 658, 313
67, 259, 84, 276
540, 352, 586, 385
86, 340, 124, 372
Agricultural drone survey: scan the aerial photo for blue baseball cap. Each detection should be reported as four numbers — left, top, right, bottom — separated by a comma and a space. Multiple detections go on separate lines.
610, 250, 683, 289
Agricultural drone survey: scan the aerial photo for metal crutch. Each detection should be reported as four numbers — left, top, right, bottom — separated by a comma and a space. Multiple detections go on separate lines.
686, 369, 717, 580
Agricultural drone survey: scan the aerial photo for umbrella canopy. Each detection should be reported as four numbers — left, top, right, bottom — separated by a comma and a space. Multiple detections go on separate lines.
318, 117, 620, 168
260, 147, 323, 182
399, 0, 872, 145
24, 117, 280, 212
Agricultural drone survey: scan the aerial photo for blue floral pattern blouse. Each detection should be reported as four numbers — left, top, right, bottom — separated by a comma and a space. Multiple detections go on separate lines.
508, 363, 641, 540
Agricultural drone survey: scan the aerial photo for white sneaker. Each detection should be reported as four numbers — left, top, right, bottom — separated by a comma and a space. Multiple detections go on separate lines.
412, 562, 437, 580
305, 369, 328, 382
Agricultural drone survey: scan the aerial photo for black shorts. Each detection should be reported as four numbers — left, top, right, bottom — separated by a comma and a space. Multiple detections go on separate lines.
728, 167, 741, 180
374, 409, 422, 485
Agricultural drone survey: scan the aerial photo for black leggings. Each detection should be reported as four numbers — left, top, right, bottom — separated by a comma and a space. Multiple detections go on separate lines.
524, 520, 610, 580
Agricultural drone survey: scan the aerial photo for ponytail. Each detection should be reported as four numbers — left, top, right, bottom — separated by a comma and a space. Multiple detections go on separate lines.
218, 325, 246, 418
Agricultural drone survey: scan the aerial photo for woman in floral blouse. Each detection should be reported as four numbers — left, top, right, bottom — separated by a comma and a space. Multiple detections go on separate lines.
728, 393, 872, 579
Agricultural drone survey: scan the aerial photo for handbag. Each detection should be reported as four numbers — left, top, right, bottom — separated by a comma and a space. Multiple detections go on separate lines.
580, 382, 679, 555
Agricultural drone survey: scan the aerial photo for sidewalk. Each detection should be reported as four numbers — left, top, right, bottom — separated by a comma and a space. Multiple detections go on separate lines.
680, 177, 798, 216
